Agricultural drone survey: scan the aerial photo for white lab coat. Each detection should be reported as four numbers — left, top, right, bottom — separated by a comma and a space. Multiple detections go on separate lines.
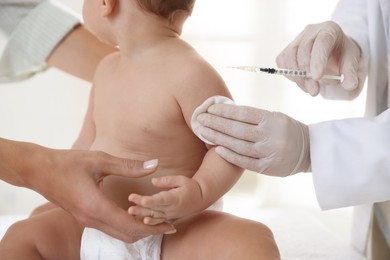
309, 0, 390, 255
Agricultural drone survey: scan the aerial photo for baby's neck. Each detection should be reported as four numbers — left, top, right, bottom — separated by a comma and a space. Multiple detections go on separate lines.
115, 4, 187, 55
118, 22, 178, 54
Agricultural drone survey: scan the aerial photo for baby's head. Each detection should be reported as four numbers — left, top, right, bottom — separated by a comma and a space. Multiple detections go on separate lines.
83, 0, 195, 45
135, 0, 195, 23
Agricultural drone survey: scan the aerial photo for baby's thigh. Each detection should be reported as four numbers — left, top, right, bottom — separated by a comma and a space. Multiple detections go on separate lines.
0, 208, 83, 260
161, 211, 280, 260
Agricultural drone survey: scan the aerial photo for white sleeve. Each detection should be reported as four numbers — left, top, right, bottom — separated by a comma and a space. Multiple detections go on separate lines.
331, 0, 369, 57
0, 0, 80, 82
318, 0, 369, 100
309, 109, 390, 210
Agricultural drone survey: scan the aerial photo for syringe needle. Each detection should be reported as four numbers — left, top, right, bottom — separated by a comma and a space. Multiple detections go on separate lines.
228, 66, 344, 82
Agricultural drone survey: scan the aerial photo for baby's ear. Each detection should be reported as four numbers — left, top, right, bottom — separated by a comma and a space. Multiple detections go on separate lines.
101, 0, 116, 17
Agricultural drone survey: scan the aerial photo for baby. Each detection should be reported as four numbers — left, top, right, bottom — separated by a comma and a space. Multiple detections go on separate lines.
0, 0, 280, 259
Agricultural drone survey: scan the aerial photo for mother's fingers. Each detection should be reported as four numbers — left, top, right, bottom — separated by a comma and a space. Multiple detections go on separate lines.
93, 151, 158, 178
128, 205, 166, 219
143, 217, 168, 226
81, 193, 173, 243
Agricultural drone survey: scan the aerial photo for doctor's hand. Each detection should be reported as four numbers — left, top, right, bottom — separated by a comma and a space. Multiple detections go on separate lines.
197, 104, 311, 177
4, 140, 175, 243
276, 21, 361, 96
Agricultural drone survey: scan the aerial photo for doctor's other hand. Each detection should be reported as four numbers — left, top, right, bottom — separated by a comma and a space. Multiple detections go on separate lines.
14, 143, 175, 243
197, 104, 311, 177
276, 21, 361, 96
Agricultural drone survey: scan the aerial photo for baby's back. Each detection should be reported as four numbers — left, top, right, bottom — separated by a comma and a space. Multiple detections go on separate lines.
90, 41, 209, 209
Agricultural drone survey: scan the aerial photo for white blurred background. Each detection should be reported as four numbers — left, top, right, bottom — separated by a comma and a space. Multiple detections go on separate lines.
0, 0, 366, 243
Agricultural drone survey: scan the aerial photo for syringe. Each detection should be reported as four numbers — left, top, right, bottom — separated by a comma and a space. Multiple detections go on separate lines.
228, 66, 344, 82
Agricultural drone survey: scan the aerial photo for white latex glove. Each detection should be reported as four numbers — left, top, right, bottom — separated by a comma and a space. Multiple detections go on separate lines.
197, 104, 310, 177
276, 21, 361, 96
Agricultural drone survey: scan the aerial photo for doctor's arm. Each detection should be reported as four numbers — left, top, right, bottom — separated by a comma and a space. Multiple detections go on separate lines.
310, 109, 390, 209
196, 0, 368, 177
198, 103, 390, 209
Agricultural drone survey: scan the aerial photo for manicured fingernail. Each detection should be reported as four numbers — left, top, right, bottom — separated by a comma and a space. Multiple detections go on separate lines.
143, 159, 158, 169
164, 229, 177, 235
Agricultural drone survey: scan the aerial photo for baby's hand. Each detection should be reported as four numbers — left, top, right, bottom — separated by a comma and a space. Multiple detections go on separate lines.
128, 175, 203, 225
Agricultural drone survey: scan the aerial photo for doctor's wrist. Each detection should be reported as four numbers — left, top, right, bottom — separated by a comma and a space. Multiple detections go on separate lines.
291, 122, 311, 175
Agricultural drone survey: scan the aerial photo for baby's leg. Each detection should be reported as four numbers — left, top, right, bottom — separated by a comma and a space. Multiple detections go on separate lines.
0, 208, 83, 260
161, 211, 280, 260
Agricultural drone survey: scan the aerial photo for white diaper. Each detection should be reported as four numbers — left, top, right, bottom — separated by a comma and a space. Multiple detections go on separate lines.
190, 95, 235, 145
79, 200, 223, 260
80, 229, 163, 260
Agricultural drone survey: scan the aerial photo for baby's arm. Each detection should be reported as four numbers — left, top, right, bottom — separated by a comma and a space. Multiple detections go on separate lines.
175, 59, 244, 209
193, 146, 243, 206
128, 58, 243, 223
129, 147, 242, 224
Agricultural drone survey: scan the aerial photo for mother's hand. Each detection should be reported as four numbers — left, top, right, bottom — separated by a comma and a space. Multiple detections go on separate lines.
10, 142, 176, 243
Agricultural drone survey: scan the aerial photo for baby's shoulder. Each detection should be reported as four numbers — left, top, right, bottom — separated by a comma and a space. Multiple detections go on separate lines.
170, 50, 230, 99
178, 52, 223, 86
95, 51, 121, 75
